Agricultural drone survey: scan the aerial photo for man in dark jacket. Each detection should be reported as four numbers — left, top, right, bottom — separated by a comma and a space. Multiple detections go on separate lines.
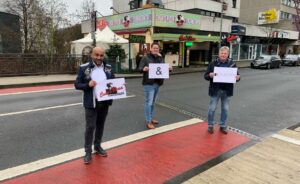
75, 47, 115, 164
204, 46, 240, 134
138, 42, 172, 129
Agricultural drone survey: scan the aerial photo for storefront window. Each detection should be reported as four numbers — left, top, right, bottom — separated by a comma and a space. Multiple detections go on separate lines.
231, 44, 239, 61
163, 42, 179, 55
240, 44, 249, 60
262, 44, 278, 55
256, 44, 262, 58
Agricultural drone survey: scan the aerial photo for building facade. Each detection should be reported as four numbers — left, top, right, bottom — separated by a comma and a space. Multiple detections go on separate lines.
0, 11, 22, 53
82, 0, 241, 67
81, 0, 299, 67
233, 0, 300, 60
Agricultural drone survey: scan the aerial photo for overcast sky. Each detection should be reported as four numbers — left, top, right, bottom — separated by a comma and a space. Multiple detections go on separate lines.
0, 0, 113, 16
64, 0, 113, 16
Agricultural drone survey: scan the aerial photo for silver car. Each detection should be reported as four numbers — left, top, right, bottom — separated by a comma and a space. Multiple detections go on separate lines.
282, 54, 298, 66
251, 55, 281, 69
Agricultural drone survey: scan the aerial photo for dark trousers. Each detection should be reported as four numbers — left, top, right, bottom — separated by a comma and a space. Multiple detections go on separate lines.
84, 102, 109, 153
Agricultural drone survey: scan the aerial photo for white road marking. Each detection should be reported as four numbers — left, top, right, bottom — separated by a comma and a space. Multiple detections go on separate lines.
0, 95, 135, 117
0, 103, 82, 117
272, 134, 300, 146
0, 118, 203, 181
0, 88, 74, 96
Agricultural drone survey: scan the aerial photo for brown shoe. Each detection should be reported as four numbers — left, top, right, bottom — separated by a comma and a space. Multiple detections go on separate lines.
147, 122, 155, 129
151, 119, 159, 124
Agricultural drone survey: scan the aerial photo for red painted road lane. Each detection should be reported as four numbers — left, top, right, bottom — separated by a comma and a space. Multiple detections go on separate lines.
0, 84, 74, 95
3, 123, 249, 184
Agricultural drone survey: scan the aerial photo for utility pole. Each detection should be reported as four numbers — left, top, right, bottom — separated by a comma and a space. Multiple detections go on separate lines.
91, 11, 97, 47
219, 1, 225, 49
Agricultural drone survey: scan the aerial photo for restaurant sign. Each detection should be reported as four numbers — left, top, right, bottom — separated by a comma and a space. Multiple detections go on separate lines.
154, 9, 201, 30
97, 8, 201, 31
98, 9, 152, 31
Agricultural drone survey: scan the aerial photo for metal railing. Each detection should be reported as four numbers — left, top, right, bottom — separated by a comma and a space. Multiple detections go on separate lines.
0, 54, 83, 77
0, 54, 135, 76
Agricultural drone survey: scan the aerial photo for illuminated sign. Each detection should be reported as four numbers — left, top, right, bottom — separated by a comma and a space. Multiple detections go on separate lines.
185, 42, 193, 47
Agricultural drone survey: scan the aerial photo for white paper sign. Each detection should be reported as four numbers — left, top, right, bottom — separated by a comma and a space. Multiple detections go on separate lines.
149, 63, 169, 79
95, 78, 127, 101
213, 67, 238, 84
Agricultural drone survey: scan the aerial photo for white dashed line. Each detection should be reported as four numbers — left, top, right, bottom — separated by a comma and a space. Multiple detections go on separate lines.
272, 134, 300, 146
0, 88, 74, 96
0, 96, 135, 117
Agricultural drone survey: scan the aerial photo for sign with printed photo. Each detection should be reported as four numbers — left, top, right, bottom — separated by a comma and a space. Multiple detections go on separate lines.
95, 78, 127, 101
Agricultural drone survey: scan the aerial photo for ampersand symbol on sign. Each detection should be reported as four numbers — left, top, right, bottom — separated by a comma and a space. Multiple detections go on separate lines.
156, 67, 162, 75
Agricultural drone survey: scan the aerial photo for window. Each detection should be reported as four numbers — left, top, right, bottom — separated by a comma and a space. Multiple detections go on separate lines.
280, 11, 293, 20
240, 44, 249, 60
282, 0, 295, 7
232, 0, 237, 8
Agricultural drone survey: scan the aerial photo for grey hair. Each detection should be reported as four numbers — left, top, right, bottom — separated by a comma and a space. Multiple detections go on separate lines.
219, 46, 230, 53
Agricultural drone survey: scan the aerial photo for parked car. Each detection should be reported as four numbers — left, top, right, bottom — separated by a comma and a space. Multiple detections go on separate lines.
251, 55, 281, 69
282, 54, 298, 66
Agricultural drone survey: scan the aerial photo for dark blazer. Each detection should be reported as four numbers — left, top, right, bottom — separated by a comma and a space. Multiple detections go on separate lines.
74, 60, 115, 108
204, 58, 240, 97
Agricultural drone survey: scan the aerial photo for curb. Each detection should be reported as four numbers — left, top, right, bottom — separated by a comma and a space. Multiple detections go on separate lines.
0, 69, 208, 89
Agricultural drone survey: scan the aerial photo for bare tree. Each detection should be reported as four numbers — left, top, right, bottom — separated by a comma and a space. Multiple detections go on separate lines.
5, 0, 36, 52
74, 0, 96, 22
261, 25, 276, 55
4, 0, 69, 54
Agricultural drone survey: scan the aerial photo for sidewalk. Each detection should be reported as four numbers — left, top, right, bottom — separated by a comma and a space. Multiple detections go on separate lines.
184, 125, 300, 184
1, 118, 298, 183
0, 66, 206, 89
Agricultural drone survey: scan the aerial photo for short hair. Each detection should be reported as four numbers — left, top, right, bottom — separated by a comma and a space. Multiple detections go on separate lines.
219, 46, 230, 53
151, 42, 160, 48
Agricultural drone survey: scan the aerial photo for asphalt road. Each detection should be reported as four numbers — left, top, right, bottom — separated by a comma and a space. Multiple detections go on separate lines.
0, 66, 300, 170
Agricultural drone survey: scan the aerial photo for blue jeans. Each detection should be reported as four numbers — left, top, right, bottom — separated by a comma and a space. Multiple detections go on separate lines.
143, 84, 160, 123
208, 90, 230, 127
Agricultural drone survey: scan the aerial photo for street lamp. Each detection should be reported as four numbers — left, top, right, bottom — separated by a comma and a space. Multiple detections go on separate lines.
110, 7, 120, 14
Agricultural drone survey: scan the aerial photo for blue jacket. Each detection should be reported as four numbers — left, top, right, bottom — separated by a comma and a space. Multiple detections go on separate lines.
204, 58, 240, 97
74, 60, 115, 108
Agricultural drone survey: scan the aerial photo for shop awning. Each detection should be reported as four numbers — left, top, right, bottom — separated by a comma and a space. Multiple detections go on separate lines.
114, 28, 149, 35
152, 33, 219, 42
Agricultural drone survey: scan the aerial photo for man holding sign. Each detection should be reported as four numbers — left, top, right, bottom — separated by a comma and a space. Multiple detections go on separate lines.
139, 42, 172, 129
204, 46, 240, 134
75, 47, 115, 164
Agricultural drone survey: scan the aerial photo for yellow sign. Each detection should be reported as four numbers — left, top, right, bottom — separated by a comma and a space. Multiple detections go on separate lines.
258, 8, 279, 25
265, 9, 277, 22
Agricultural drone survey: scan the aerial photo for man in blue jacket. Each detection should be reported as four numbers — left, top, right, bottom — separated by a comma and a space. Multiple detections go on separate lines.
75, 47, 115, 164
204, 46, 240, 134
